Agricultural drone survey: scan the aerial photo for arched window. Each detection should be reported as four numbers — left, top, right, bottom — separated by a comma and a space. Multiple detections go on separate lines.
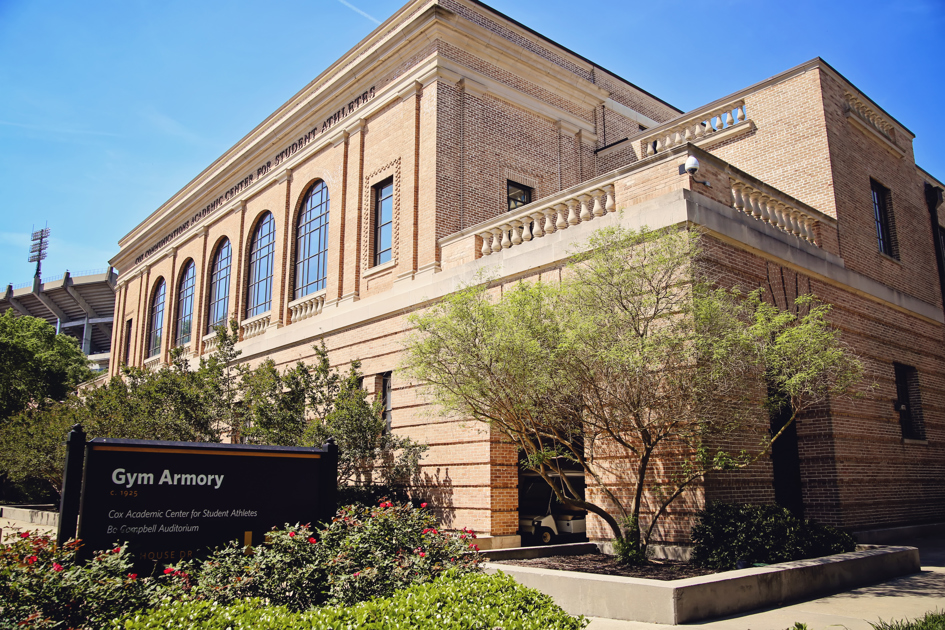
148, 279, 166, 358
246, 212, 275, 318
207, 239, 231, 334
175, 260, 196, 346
295, 181, 330, 299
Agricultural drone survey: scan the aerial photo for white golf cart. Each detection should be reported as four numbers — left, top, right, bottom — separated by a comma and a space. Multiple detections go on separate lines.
517, 471, 587, 545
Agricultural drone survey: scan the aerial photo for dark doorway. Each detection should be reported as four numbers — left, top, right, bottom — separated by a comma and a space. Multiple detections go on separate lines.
770, 395, 804, 517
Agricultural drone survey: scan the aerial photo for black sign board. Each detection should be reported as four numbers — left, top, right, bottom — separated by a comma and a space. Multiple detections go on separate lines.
71, 436, 337, 573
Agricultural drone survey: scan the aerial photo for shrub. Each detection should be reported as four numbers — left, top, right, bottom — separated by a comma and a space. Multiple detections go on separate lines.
182, 502, 479, 610
0, 530, 157, 629
312, 501, 481, 606
870, 611, 945, 630
690, 503, 856, 570
190, 522, 325, 610
113, 571, 588, 630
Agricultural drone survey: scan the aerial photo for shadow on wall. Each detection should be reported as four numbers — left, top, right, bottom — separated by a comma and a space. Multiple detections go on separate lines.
414, 467, 455, 529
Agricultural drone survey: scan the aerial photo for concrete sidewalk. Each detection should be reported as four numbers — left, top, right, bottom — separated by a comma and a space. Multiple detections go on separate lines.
587, 534, 945, 630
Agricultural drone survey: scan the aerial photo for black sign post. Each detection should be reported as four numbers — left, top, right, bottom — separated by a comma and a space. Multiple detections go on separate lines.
57, 423, 86, 545
72, 437, 337, 573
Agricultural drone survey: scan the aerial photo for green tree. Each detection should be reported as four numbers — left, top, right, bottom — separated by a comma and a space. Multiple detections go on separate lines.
0, 350, 221, 496
199, 321, 248, 443
304, 361, 426, 488
403, 226, 863, 560
0, 311, 92, 421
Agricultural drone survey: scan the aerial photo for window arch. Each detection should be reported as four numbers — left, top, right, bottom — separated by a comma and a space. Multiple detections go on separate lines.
207, 239, 232, 334
246, 212, 275, 318
148, 278, 166, 358
175, 260, 196, 346
295, 181, 330, 299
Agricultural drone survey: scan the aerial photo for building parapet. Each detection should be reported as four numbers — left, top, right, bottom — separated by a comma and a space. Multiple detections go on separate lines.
442, 144, 836, 261
641, 100, 751, 157
729, 173, 827, 245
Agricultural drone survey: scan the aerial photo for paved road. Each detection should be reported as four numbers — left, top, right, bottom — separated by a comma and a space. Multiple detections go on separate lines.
588, 534, 945, 630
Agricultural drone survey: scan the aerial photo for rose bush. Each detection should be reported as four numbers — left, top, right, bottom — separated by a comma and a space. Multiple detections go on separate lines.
313, 501, 481, 606
0, 530, 158, 629
0, 503, 482, 626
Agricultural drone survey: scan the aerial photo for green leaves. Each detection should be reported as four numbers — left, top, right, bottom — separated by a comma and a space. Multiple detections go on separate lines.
113, 572, 588, 630
690, 503, 856, 570
0, 310, 92, 421
404, 224, 864, 555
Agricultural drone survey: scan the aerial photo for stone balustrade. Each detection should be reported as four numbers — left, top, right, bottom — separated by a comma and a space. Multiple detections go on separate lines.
844, 93, 896, 143
289, 291, 326, 323
477, 183, 616, 257
202, 332, 218, 353
143, 355, 161, 370
642, 100, 748, 157
241, 314, 270, 340
730, 176, 819, 244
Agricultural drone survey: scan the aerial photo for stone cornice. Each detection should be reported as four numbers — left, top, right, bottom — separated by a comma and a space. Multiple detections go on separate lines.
112, 5, 623, 270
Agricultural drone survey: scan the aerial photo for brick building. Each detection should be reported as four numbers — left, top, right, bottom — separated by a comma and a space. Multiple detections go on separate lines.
108, 0, 945, 548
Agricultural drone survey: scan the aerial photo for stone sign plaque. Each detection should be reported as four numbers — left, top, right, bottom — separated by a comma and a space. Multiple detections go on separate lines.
74, 437, 337, 572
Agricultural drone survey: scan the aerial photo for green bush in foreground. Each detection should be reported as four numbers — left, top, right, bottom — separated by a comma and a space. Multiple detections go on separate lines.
690, 503, 855, 570
870, 611, 945, 630
113, 571, 588, 630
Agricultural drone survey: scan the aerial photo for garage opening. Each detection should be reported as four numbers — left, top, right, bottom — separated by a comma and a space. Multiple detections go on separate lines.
517, 465, 588, 546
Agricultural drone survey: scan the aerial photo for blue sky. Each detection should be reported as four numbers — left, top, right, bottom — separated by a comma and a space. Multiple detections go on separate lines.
1, 0, 943, 285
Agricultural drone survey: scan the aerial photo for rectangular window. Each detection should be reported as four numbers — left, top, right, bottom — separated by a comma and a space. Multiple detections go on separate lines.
507, 180, 532, 212
871, 179, 898, 259
123, 319, 133, 365
373, 178, 394, 267
380, 371, 392, 432
893, 363, 925, 440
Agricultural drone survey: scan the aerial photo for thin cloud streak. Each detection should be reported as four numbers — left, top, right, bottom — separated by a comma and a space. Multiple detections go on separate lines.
0, 120, 121, 138
337, 0, 381, 24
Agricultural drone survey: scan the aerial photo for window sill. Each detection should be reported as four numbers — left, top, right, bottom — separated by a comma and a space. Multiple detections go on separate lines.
363, 259, 396, 279
902, 438, 928, 446
878, 252, 902, 265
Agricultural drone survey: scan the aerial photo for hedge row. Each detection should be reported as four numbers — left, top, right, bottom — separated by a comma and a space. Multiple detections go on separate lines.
113, 571, 588, 630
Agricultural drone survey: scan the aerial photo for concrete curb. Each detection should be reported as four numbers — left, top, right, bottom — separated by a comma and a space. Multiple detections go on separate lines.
482, 542, 598, 561
484, 545, 920, 625
0, 506, 59, 527
854, 522, 945, 545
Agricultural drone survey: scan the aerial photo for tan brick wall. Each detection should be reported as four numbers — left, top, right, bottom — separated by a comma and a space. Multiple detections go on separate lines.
108, 1, 945, 545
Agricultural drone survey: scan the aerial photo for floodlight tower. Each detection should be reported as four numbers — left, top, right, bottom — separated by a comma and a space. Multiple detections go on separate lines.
29, 224, 50, 283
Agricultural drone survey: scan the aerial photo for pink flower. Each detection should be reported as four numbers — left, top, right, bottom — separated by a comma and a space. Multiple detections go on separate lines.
163, 568, 175, 575
353, 571, 361, 577
289, 532, 296, 538
421, 502, 428, 508
19, 531, 29, 539
26, 555, 38, 565
308, 537, 317, 544
52, 563, 63, 572
128, 573, 137, 580
419, 551, 426, 557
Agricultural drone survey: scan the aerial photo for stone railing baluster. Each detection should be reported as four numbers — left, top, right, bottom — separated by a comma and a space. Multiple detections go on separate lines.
480, 232, 493, 256
729, 176, 830, 246
641, 99, 749, 157
591, 189, 606, 217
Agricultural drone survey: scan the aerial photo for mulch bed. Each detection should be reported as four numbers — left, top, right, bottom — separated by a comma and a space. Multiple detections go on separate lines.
491, 553, 716, 580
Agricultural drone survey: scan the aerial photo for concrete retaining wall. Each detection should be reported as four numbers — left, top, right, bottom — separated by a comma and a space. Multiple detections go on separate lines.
0, 506, 59, 527
484, 545, 920, 624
